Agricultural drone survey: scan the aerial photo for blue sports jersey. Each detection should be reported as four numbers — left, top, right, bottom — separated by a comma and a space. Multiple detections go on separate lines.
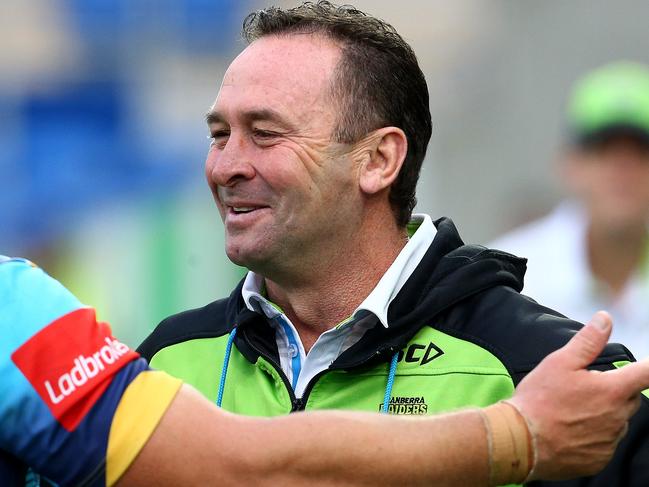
0, 257, 182, 486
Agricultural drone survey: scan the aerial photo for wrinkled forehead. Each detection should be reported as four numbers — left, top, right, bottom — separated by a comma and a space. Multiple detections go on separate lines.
214, 34, 342, 120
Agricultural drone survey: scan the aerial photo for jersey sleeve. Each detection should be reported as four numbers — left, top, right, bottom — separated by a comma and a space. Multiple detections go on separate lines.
0, 257, 182, 486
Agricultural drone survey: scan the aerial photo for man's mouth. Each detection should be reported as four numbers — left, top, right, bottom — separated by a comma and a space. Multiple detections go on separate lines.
226, 205, 270, 218
232, 207, 257, 214
220, 196, 271, 223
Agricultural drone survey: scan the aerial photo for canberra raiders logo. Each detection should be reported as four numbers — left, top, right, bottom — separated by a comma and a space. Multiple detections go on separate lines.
379, 396, 428, 415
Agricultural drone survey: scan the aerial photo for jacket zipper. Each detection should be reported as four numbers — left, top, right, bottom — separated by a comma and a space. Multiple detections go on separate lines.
241, 327, 301, 409
241, 327, 343, 412
293, 370, 330, 410
291, 397, 305, 411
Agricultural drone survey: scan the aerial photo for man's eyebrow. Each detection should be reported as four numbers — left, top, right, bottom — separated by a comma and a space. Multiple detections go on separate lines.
205, 110, 225, 125
242, 108, 289, 125
205, 108, 293, 128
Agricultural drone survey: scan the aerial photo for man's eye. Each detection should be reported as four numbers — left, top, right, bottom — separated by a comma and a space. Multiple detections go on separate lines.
252, 129, 277, 139
208, 131, 230, 147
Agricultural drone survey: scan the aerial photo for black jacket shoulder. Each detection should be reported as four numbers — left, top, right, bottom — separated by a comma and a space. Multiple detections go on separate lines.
437, 284, 633, 384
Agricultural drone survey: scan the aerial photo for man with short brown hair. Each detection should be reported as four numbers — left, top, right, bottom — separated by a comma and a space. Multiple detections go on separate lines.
139, 3, 649, 486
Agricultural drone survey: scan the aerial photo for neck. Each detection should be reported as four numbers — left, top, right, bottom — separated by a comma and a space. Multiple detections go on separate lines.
264, 217, 408, 352
587, 219, 648, 296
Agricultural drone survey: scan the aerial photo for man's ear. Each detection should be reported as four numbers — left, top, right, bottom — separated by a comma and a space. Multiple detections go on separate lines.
355, 127, 408, 195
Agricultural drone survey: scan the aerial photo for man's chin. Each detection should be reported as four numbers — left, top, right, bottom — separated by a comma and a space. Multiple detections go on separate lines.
225, 248, 250, 267
224, 245, 269, 270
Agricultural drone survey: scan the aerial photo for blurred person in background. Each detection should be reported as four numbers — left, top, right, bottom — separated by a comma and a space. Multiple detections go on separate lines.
491, 62, 649, 360
138, 3, 648, 486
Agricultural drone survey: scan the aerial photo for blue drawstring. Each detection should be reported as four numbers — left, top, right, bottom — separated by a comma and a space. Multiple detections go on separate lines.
216, 327, 237, 407
381, 351, 399, 414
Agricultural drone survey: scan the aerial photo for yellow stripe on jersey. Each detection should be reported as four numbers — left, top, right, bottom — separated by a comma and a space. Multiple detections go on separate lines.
106, 370, 183, 485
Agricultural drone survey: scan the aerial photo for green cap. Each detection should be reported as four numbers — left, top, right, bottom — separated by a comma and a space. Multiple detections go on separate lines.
568, 61, 649, 145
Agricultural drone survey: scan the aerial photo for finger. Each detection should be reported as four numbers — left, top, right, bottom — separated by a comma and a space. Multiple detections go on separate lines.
606, 359, 649, 396
555, 311, 612, 370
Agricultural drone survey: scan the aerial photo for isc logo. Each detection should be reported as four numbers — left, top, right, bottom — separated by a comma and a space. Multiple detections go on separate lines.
397, 342, 444, 366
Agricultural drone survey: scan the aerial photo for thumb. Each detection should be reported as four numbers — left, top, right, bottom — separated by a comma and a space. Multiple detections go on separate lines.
557, 311, 612, 369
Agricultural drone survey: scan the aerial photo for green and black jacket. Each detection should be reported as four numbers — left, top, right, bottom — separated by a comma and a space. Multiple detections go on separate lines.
139, 218, 649, 486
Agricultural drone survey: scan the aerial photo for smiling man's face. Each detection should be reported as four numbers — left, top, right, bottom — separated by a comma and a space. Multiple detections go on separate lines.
205, 34, 364, 276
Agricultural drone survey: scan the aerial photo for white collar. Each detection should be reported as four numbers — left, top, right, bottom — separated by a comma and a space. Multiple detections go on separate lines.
241, 213, 437, 328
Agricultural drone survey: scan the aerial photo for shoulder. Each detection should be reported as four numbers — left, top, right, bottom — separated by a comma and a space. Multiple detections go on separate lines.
441, 285, 632, 383
137, 281, 245, 361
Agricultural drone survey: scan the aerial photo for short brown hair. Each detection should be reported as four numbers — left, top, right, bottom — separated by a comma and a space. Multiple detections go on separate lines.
242, 1, 432, 226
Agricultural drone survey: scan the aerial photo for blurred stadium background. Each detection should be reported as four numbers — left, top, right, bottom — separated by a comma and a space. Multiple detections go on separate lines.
3, 0, 649, 346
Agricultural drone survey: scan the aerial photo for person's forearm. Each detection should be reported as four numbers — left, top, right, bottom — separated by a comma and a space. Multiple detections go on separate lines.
237, 409, 489, 486
120, 384, 490, 486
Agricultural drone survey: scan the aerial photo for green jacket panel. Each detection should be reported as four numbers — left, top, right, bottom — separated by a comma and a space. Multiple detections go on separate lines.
150, 338, 293, 416
149, 336, 227, 401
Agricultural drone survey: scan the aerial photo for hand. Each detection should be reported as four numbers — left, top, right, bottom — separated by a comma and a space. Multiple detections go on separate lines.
508, 311, 649, 480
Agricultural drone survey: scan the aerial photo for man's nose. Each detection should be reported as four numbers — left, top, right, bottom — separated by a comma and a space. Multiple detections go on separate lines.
207, 134, 256, 187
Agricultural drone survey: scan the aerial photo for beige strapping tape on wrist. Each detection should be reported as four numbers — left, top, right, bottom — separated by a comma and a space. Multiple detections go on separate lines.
480, 401, 535, 486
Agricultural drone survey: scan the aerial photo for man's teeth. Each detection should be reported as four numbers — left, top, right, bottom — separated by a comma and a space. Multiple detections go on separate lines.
233, 207, 256, 213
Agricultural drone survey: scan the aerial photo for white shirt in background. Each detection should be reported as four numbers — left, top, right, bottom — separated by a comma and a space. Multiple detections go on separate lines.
490, 201, 649, 360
